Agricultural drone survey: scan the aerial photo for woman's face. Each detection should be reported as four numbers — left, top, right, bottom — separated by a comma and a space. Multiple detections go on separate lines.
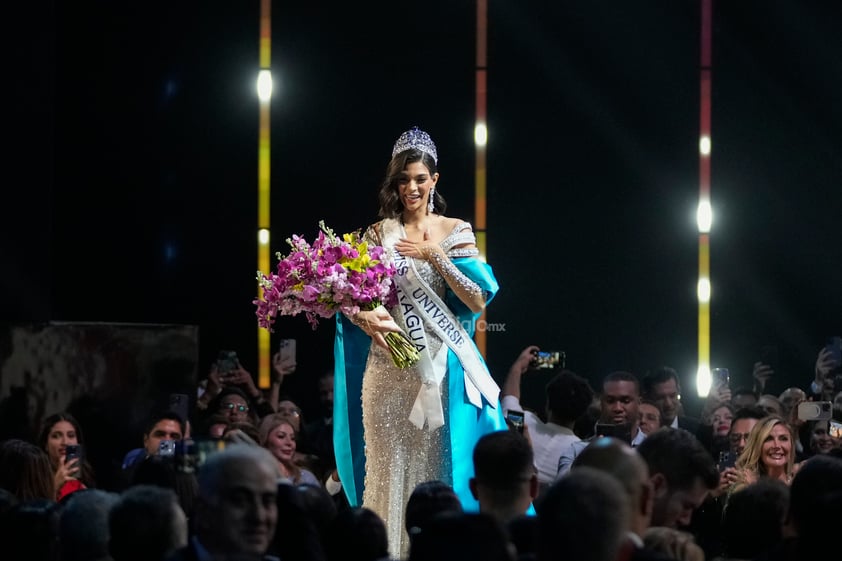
46, 420, 78, 464
265, 422, 296, 463
711, 406, 734, 437
219, 394, 250, 423
810, 423, 835, 454
760, 423, 792, 471
398, 161, 438, 213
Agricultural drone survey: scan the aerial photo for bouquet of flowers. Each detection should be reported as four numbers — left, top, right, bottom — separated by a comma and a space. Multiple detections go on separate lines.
254, 221, 420, 368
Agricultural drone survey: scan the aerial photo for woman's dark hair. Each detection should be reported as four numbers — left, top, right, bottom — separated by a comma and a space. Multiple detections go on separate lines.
405, 480, 462, 537
0, 439, 56, 501
326, 507, 388, 561
378, 149, 445, 219
36, 412, 96, 488
270, 482, 328, 561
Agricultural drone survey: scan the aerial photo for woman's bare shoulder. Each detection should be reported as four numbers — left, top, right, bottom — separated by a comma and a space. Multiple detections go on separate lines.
438, 215, 472, 234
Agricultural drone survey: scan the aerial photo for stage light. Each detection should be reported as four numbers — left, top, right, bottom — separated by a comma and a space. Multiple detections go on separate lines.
474, 123, 488, 147
697, 277, 711, 303
257, 70, 273, 101
258, 228, 270, 245
697, 200, 712, 233
699, 135, 711, 155
696, 364, 712, 397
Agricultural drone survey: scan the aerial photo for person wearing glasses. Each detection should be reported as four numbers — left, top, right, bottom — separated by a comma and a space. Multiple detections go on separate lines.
204, 387, 261, 428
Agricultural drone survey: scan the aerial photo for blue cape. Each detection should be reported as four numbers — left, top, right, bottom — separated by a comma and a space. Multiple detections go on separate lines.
332, 257, 507, 510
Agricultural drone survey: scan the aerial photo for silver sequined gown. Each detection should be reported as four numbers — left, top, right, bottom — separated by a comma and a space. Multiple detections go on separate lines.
361, 221, 476, 558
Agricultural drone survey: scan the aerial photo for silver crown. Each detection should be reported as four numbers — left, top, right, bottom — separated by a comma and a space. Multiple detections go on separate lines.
391, 126, 438, 163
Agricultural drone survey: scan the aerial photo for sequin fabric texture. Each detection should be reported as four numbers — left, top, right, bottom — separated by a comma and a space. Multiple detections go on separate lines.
360, 221, 476, 558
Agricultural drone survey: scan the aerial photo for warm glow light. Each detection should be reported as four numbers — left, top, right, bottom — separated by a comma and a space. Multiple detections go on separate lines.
696, 364, 712, 397
699, 135, 711, 155
697, 277, 711, 302
258, 229, 270, 245
697, 200, 712, 233
474, 123, 488, 147
257, 70, 273, 101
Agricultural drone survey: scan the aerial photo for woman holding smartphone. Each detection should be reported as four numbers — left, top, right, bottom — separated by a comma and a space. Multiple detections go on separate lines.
37, 412, 95, 500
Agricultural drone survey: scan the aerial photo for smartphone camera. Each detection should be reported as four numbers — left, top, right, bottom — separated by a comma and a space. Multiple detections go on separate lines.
718, 450, 737, 472
797, 401, 833, 421
65, 444, 82, 478
506, 410, 525, 435
712, 368, 730, 387
531, 351, 564, 370
158, 440, 177, 457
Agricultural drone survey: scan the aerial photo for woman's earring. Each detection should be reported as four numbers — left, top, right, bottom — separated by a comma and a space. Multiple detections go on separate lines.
428, 187, 436, 214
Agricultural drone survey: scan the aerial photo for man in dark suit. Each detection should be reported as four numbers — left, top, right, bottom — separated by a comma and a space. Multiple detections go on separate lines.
166, 444, 279, 561
641, 367, 712, 450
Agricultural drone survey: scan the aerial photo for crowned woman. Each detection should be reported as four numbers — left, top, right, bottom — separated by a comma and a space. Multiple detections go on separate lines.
333, 126, 507, 557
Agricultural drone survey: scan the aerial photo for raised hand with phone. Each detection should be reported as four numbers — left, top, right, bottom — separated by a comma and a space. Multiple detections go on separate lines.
812, 336, 842, 401
196, 350, 274, 418
501, 344, 593, 489
37, 412, 92, 500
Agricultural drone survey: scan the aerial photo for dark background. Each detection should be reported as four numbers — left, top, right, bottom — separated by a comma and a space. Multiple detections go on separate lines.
6, 0, 841, 418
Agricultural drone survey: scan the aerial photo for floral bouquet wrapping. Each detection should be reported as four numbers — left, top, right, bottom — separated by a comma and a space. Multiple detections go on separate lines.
254, 221, 420, 368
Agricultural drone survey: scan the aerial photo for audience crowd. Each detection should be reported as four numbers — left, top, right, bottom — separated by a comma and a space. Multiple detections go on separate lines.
1, 337, 841, 561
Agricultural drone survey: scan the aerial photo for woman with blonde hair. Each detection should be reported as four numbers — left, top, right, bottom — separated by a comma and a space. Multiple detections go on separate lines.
726, 415, 796, 493
258, 413, 319, 486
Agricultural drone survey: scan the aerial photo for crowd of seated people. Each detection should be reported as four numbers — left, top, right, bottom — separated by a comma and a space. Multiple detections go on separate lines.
1, 337, 841, 561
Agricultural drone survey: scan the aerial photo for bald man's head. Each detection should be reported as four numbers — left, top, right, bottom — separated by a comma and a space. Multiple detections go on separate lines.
571, 436, 653, 535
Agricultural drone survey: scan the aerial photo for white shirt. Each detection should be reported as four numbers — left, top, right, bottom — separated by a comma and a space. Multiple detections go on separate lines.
556, 423, 646, 479
502, 395, 581, 486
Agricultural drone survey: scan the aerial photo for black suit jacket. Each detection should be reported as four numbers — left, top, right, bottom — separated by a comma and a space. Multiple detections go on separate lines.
676, 415, 714, 453
165, 538, 280, 561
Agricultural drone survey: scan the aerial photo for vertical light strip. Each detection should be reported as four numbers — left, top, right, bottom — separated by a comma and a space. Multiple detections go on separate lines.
697, 0, 713, 397
474, 0, 489, 356
257, 0, 272, 389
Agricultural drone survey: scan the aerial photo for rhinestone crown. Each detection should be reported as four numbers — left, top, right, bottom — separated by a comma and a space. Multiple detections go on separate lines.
391, 126, 438, 163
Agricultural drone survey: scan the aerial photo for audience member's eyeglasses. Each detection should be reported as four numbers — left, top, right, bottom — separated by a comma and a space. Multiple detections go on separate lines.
729, 432, 750, 443
222, 403, 248, 413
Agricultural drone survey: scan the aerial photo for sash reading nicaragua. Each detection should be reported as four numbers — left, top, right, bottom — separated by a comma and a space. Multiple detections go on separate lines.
381, 219, 500, 430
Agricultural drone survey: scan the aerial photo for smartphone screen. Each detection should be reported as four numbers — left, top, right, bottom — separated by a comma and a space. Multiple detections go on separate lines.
530, 351, 564, 370
506, 410, 525, 434
217, 350, 239, 374
595, 422, 632, 444
830, 421, 842, 439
